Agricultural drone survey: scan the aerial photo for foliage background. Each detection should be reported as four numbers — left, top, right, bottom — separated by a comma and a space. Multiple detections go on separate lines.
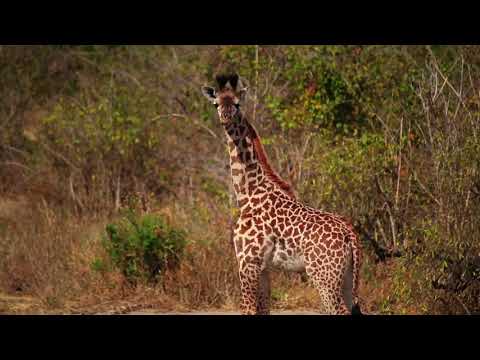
0, 45, 479, 314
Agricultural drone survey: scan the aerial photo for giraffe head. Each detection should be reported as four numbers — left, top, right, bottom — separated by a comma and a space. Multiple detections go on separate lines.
201, 74, 248, 125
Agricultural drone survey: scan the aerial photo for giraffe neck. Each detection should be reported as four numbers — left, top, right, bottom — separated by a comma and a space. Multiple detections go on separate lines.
224, 113, 295, 209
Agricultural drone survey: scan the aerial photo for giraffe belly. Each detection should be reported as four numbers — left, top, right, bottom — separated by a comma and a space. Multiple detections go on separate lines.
270, 247, 305, 272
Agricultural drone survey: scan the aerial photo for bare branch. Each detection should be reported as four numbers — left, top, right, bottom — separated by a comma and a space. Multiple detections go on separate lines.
253, 45, 259, 123
412, 170, 442, 207
395, 116, 403, 211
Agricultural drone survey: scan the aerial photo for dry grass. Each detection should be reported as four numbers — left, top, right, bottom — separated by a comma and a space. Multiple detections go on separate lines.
0, 193, 389, 315
0, 196, 120, 312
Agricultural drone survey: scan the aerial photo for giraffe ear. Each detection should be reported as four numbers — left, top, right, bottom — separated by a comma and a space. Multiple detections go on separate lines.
201, 86, 216, 103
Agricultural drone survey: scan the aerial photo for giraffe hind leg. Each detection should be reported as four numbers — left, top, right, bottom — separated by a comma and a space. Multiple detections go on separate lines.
306, 263, 350, 315
319, 287, 350, 315
256, 269, 271, 315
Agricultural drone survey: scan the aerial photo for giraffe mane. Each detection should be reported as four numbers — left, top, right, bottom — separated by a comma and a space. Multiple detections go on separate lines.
246, 121, 296, 199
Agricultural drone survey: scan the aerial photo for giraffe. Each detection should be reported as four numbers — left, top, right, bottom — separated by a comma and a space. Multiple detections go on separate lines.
201, 74, 363, 315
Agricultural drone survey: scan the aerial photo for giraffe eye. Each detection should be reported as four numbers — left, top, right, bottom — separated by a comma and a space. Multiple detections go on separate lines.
214, 103, 219, 108
234, 103, 240, 109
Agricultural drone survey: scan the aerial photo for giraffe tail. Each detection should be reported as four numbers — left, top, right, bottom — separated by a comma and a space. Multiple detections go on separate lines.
350, 231, 363, 315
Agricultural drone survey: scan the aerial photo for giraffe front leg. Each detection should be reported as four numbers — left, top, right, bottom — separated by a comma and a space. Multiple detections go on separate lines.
233, 228, 273, 315
232, 231, 260, 315
238, 260, 262, 315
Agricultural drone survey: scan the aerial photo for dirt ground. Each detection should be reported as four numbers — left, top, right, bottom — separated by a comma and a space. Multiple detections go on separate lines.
0, 292, 319, 314
112, 310, 322, 315
0, 293, 369, 315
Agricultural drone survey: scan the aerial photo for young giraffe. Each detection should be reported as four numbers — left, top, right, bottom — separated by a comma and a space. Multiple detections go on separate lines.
201, 74, 362, 315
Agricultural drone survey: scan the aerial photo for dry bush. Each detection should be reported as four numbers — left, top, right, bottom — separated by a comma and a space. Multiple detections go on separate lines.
161, 239, 239, 309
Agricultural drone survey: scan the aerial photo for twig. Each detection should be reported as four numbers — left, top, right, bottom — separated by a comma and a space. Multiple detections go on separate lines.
0, 144, 29, 158
395, 116, 403, 211
375, 218, 389, 249
173, 97, 218, 139
116, 70, 144, 90
355, 222, 402, 263
38, 142, 80, 172
115, 175, 121, 213
375, 177, 398, 248
175, 113, 217, 139
412, 170, 442, 207
454, 294, 472, 315
253, 45, 259, 122
296, 133, 312, 186
69, 174, 84, 212
2, 161, 33, 173
426, 46, 465, 105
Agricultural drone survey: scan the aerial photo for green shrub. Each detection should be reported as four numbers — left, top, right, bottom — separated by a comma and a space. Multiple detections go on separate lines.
102, 210, 187, 283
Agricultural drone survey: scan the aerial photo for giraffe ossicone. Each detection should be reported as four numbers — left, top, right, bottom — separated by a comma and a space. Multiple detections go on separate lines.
201, 73, 363, 315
